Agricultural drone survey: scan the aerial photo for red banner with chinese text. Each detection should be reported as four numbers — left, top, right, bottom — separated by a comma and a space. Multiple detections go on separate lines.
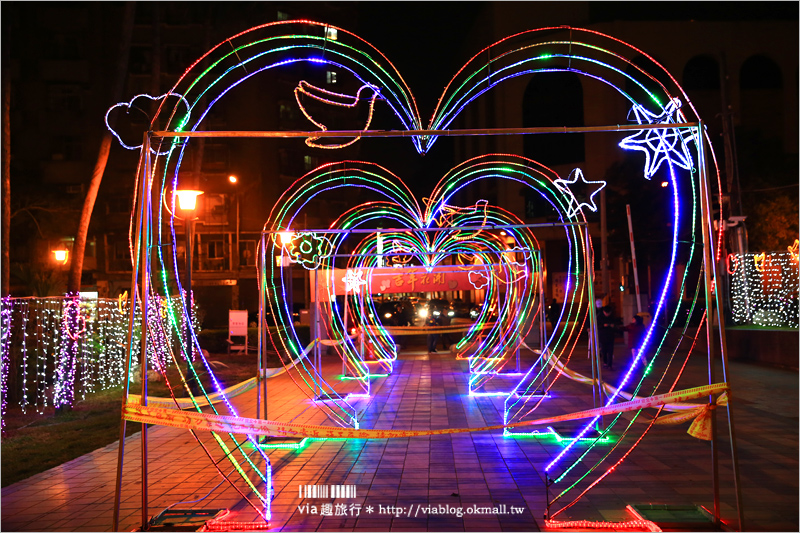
319, 265, 509, 296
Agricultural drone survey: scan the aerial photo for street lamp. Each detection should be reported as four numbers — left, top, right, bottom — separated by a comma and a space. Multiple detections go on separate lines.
175, 188, 203, 395
52, 247, 69, 265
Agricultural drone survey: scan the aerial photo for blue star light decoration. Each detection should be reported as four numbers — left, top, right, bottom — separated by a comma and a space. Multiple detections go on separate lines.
618, 97, 696, 179
554, 168, 606, 218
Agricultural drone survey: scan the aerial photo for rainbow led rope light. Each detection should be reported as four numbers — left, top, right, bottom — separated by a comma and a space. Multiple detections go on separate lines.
114, 21, 725, 524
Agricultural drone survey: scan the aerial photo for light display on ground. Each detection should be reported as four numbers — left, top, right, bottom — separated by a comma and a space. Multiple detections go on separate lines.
96, 20, 740, 530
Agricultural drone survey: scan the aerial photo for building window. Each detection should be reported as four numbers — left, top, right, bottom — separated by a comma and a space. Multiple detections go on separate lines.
325, 27, 338, 41
129, 46, 153, 75
47, 84, 82, 112
107, 196, 132, 214
207, 240, 225, 259
165, 46, 192, 75
46, 34, 81, 60
624, 55, 672, 105
202, 143, 228, 170
109, 238, 132, 272
279, 100, 298, 121
240, 240, 257, 267
740, 54, 784, 144
279, 148, 304, 177
277, 10, 289, 21
326, 71, 337, 84
52, 136, 83, 161
683, 55, 720, 91
198, 194, 228, 224
740, 55, 782, 90
304, 155, 319, 172
64, 184, 84, 195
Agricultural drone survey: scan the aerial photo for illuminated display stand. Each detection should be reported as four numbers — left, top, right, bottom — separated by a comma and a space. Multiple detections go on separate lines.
110, 22, 744, 532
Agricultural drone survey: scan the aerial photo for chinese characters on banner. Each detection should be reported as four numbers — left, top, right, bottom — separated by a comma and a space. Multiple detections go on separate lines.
317, 265, 512, 297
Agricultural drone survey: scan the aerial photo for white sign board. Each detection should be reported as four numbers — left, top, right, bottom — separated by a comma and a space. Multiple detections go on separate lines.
229, 310, 249, 336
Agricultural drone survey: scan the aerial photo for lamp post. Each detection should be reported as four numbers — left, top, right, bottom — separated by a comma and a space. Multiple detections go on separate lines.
176, 189, 203, 395
52, 247, 69, 265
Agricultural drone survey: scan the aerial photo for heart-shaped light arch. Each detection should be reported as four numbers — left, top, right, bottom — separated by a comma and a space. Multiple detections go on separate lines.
126, 20, 721, 525
262, 155, 598, 421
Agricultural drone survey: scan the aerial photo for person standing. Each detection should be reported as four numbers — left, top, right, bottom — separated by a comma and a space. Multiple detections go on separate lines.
597, 305, 619, 369
547, 298, 560, 328
440, 309, 452, 351
426, 311, 441, 353
624, 314, 647, 366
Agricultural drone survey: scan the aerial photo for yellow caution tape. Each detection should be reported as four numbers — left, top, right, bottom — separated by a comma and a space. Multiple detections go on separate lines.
124, 382, 727, 439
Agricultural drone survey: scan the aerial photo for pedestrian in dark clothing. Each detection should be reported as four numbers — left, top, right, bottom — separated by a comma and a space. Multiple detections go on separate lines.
625, 314, 647, 366
426, 312, 441, 353
547, 298, 560, 328
597, 306, 619, 369
440, 311, 452, 351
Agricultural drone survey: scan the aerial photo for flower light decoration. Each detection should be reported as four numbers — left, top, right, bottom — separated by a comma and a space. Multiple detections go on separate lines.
112, 21, 728, 527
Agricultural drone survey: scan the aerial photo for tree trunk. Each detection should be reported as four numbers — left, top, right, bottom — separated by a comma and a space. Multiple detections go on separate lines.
2, 75, 10, 296
67, 2, 136, 293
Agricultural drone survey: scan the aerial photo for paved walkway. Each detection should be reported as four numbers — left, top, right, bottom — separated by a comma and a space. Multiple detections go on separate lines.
1, 340, 797, 531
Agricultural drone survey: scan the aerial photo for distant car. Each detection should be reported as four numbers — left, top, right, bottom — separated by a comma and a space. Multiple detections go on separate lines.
450, 299, 470, 318
428, 299, 451, 318
414, 299, 429, 319
469, 302, 498, 321
377, 301, 400, 327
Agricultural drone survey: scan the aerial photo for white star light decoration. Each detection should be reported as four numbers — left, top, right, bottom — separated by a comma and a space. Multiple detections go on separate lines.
554, 168, 606, 218
342, 269, 368, 294
618, 97, 696, 179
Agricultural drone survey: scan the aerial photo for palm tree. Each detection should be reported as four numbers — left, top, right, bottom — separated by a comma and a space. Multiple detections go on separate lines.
67, 2, 136, 294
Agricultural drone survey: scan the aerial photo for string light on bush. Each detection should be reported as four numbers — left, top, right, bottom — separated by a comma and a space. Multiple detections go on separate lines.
1, 297, 12, 431
0, 295, 201, 416
729, 251, 799, 328
19, 301, 30, 413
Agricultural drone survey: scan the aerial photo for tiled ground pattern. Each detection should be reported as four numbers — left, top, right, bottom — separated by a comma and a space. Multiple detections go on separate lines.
1, 340, 797, 532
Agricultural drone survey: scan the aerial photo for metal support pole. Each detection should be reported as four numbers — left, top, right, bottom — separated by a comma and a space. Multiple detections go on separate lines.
697, 123, 745, 530
538, 251, 546, 354
697, 122, 720, 525
585, 224, 603, 428
544, 474, 551, 520
343, 293, 349, 377
139, 134, 153, 529
112, 138, 149, 532
257, 234, 265, 421
625, 205, 643, 314
154, 121, 700, 140
185, 216, 197, 395
314, 270, 321, 398
539, 251, 551, 387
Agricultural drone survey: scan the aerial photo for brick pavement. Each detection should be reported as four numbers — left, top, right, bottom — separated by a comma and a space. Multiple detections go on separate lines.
1, 340, 797, 532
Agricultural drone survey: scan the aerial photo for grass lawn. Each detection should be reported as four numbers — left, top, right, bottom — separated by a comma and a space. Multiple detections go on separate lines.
1, 352, 268, 488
